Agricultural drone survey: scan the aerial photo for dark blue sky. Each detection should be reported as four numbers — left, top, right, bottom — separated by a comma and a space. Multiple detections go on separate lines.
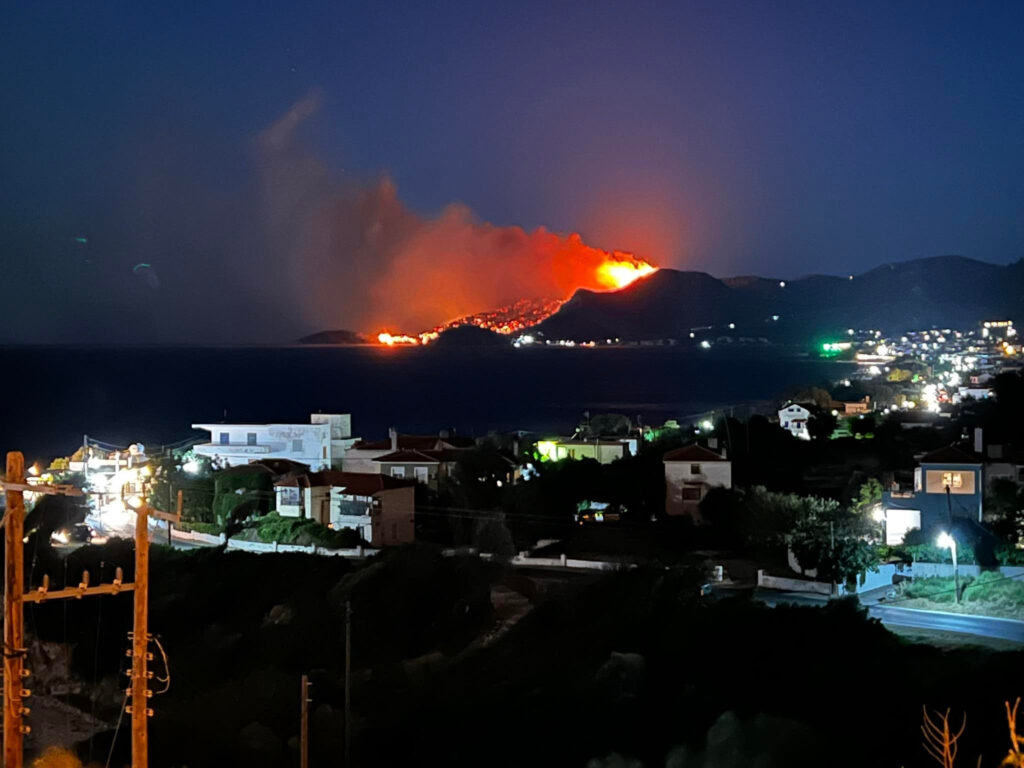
3, 1, 1023, 342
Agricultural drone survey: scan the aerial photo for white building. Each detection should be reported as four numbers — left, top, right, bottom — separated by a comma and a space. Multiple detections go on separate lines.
192, 413, 358, 470
662, 444, 732, 519
778, 403, 812, 440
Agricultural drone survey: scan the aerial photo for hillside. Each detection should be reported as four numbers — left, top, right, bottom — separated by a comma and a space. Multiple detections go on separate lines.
535, 255, 1020, 342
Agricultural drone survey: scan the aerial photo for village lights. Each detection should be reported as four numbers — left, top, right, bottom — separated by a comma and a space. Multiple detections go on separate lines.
182, 460, 200, 475
700, 340, 711, 349
700, 420, 713, 431
27, 464, 39, 477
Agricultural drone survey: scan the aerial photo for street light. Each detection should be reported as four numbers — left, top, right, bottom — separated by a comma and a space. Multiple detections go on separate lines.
936, 531, 960, 604
871, 506, 886, 543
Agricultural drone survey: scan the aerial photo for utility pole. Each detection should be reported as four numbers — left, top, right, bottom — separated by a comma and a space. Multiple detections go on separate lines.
4, 452, 28, 768
344, 601, 352, 766
128, 502, 151, 768
2, 450, 170, 768
300, 674, 311, 768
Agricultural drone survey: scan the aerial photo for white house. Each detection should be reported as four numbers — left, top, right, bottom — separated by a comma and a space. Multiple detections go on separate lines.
192, 413, 358, 470
662, 444, 732, 519
778, 403, 812, 440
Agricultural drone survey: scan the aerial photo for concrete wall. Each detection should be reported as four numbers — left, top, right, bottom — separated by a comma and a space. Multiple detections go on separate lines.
910, 562, 1024, 579
370, 486, 416, 547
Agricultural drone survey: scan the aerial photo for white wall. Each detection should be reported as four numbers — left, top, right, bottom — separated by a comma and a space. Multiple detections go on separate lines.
193, 422, 331, 469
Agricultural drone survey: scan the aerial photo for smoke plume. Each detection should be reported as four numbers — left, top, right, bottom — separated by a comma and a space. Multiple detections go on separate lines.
252, 92, 653, 335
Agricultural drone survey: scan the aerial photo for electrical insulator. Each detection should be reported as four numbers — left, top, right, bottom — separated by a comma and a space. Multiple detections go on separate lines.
146, 671, 154, 679
19, 725, 31, 735
146, 708, 154, 717
20, 668, 30, 677
145, 689, 153, 698
125, 705, 133, 714
20, 689, 31, 698
19, 706, 30, 716
146, 652, 153, 661
125, 649, 132, 657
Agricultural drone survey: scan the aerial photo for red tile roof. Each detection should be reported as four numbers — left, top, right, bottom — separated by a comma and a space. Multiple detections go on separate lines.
374, 449, 457, 464
663, 444, 729, 462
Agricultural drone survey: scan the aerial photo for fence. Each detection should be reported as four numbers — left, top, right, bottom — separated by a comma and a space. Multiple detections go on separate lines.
758, 563, 902, 596
907, 562, 1024, 580
171, 527, 378, 558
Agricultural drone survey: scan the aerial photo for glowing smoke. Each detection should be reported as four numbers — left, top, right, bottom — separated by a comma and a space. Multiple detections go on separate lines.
253, 92, 656, 335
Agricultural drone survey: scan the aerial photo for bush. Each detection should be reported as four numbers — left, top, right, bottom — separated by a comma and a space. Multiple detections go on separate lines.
254, 513, 364, 549
178, 520, 223, 536
213, 468, 273, 524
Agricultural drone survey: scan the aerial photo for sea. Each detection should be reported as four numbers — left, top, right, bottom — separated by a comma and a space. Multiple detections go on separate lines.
0, 345, 856, 463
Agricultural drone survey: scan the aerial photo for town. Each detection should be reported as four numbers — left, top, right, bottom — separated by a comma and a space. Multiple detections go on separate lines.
19, 319, 1024, 606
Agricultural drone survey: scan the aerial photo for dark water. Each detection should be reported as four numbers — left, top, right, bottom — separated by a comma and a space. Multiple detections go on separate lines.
0, 345, 854, 463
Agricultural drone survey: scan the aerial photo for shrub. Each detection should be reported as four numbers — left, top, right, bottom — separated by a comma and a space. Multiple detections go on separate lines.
254, 513, 364, 549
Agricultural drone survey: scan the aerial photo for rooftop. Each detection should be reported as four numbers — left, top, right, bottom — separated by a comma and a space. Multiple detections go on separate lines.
663, 444, 729, 462
274, 470, 414, 494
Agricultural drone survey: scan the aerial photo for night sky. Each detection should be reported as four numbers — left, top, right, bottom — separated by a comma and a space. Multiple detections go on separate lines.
3, 1, 1023, 343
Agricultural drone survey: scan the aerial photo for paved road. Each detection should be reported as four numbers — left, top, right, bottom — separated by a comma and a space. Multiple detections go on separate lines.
758, 588, 1024, 643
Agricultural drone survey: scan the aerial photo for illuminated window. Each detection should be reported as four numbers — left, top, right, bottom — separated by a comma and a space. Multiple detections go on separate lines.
941, 472, 963, 489
391, 467, 406, 478
414, 466, 428, 484
690, 464, 701, 475
279, 487, 300, 505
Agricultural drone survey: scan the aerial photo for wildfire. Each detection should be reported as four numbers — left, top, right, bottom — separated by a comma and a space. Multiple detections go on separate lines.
375, 251, 658, 345
595, 257, 658, 290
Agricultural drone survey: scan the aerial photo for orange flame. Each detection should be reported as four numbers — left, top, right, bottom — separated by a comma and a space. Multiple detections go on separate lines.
595, 256, 658, 290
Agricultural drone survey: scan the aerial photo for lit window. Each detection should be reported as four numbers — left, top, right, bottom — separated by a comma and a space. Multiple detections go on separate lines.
942, 472, 963, 489
391, 466, 406, 478
414, 466, 428, 483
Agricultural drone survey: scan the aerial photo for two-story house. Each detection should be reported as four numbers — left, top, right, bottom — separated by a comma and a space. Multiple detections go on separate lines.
778, 403, 812, 440
880, 445, 983, 544
192, 414, 359, 470
274, 470, 415, 547
663, 444, 732, 519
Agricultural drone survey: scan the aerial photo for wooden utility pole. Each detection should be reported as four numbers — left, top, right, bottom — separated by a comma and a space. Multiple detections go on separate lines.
4, 452, 28, 768
300, 674, 311, 768
2, 450, 157, 768
344, 601, 352, 766
128, 503, 151, 768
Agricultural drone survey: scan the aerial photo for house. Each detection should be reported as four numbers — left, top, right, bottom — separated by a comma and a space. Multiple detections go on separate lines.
341, 428, 474, 473
778, 403, 812, 440
273, 470, 415, 547
375, 449, 463, 489
662, 444, 732, 519
831, 395, 871, 415
191, 414, 359, 470
880, 445, 983, 545
535, 438, 634, 464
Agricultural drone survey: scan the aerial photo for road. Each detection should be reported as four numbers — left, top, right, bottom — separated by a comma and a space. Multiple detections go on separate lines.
757, 588, 1024, 643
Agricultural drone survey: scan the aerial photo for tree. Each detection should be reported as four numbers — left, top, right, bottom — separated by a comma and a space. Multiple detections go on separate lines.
787, 493, 879, 586
807, 410, 837, 441
854, 477, 883, 514
150, 451, 215, 522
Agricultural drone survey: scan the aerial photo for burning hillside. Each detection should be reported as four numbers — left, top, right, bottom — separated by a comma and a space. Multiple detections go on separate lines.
376, 254, 656, 345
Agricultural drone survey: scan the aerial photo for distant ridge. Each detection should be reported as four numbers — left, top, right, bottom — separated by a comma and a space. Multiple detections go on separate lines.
298, 329, 370, 345
534, 255, 1022, 342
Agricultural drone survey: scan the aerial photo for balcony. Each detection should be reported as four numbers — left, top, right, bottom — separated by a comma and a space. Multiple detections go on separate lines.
194, 443, 271, 455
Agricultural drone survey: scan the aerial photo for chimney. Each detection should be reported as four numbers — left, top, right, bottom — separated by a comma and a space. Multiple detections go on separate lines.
974, 427, 983, 455
389, 426, 398, 451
